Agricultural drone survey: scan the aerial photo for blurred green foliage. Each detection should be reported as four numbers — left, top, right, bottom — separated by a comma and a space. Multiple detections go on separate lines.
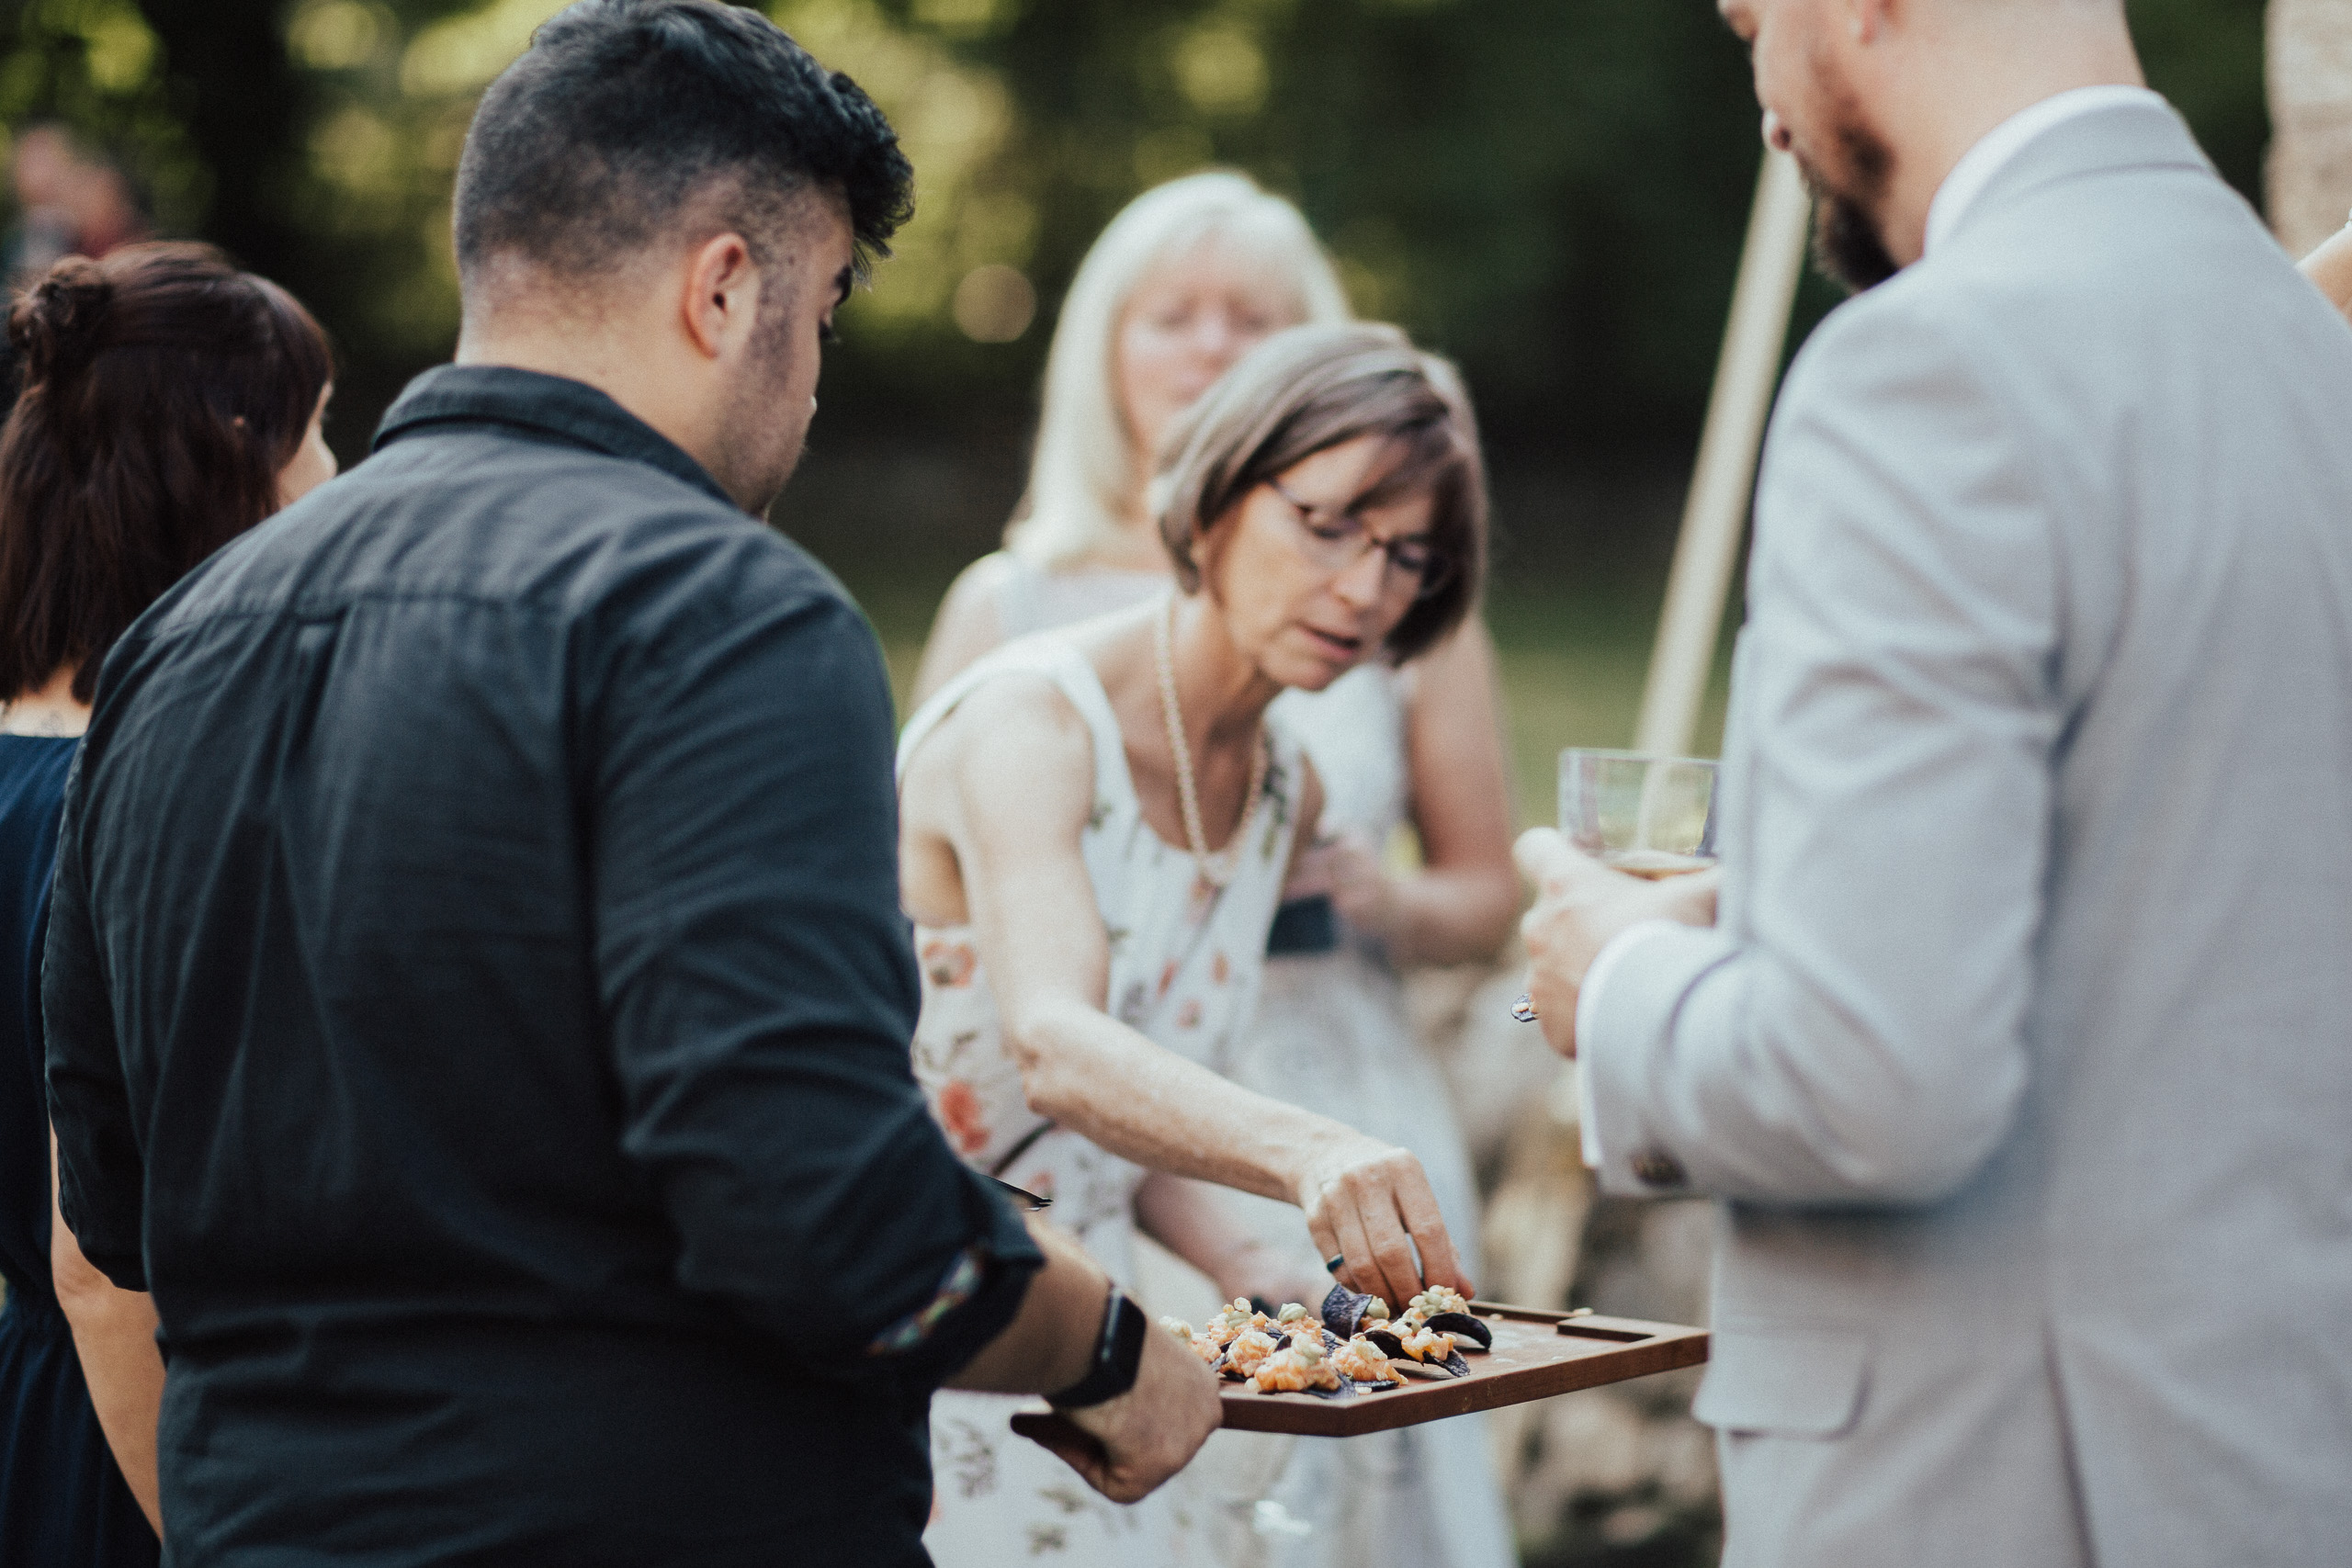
0, 0, 2272, 486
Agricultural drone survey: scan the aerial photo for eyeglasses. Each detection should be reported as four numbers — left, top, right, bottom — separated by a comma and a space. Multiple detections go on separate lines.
1265, 477, 1454, 601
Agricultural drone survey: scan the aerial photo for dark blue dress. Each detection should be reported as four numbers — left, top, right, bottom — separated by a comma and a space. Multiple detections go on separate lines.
0, 736, 158, 1566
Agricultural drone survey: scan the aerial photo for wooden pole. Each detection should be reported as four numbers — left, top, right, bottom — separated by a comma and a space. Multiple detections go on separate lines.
1483, 145, 1813, 1496
1489, 152, 1812, 1343
1632, 149, 1812, 758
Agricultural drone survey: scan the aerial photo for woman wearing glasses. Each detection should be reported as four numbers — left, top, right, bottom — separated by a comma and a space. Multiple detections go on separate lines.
902, 326, 1498, 1567
913, 180, 1518, 1568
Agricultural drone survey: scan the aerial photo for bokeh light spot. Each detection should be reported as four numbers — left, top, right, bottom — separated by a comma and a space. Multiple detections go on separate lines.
401, 0, 561, 98
952, 264, 1035, 343
910, 0, 1006, 40
1174, 24, 1268, 117
83, 6, 158, 95
288, 1, 388, 72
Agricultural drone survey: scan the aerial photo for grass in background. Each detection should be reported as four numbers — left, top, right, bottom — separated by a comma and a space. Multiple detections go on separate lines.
1479, 585, 1734, 829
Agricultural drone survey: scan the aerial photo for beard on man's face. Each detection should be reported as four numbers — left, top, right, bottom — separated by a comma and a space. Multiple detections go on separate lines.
1794, 97, 1901, 294
718, 290, 816, 514
1810, 186, 1901, 294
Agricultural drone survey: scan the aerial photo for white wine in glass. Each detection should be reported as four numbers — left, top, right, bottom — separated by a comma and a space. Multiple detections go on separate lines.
1512, 750, 1718, 1023
1559, 749, 1718, 874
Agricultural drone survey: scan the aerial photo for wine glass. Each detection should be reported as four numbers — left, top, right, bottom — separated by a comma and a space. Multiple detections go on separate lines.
1558, 749, 1718, 875
1511, 750, 1718, 1023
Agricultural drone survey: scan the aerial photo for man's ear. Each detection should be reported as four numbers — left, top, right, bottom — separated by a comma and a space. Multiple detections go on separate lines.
679, 231, 761, 361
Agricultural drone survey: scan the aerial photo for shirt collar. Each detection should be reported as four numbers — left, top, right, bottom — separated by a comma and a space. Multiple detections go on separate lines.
372, 364, 741, 512
1924, 85, 2166, 256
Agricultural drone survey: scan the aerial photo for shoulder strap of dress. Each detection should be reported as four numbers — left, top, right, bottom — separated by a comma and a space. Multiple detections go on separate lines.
897, 635, 1141, 823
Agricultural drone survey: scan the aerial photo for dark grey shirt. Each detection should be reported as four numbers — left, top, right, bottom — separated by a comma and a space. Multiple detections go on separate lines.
44, 366, 1038, 1565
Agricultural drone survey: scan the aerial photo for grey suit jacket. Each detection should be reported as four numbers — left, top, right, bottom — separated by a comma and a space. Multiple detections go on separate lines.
1581, 100, 2352, 1567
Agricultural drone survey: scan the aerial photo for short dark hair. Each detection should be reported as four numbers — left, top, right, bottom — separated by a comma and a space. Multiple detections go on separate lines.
0, 243, 332, 702
453, 1, 913, 290
1155, 323, 1487, 664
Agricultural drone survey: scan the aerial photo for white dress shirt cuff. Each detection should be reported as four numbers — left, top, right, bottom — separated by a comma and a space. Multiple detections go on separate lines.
1574, 919, 1683, 1169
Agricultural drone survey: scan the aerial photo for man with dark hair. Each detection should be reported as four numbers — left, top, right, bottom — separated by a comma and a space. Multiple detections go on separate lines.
43, 4, 1218, 1562
455, 0, 912, 283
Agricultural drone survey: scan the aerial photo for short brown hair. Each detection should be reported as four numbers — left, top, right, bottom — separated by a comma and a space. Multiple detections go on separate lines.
0, 243, 331, 701
1154, 322, 1487, 663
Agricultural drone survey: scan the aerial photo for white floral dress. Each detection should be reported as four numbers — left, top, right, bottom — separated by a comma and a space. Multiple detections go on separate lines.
985, 564, 1515, 1568
899, 631, 1305, 1567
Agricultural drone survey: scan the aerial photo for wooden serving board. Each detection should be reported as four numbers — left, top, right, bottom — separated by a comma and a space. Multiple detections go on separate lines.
1010, 1303, 1706, 1453
1214, 1302, 1706, 1438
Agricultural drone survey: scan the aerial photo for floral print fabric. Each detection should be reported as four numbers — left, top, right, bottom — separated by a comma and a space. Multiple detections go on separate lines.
898, 632, 1304, 1566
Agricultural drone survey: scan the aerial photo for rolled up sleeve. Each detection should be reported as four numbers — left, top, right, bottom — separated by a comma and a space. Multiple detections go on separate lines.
589, 545, 1038, 1387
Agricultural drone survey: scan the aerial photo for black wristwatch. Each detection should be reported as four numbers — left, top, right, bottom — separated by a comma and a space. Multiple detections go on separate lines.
1046, 1289, 1147, 1410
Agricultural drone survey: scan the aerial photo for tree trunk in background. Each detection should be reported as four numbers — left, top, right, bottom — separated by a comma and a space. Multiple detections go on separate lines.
2269, 0, 2352, 254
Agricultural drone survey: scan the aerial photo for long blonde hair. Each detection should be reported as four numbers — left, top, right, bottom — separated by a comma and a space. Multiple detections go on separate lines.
1005, 171, 1351, 569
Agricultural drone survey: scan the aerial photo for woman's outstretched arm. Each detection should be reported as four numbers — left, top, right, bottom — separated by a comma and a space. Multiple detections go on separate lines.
900, 674, 1471, 1311
51, 1134, 163, 1537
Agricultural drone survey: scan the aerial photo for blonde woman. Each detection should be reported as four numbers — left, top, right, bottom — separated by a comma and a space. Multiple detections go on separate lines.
915, 179, 1518, 1568
914, 170, 1351, 693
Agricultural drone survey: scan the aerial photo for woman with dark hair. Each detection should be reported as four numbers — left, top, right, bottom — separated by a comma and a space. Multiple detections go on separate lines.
0, 242, 332, 1565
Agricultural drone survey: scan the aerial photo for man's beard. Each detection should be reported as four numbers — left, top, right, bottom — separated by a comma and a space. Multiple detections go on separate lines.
1811, 186, 1900, 294
1799, 104, 1901, 294
717, 297, 814, 515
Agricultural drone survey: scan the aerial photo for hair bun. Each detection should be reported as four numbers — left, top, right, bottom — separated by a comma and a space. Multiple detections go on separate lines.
10, 256, 114, 387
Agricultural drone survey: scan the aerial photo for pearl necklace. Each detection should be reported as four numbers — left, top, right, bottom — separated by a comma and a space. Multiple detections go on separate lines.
1153, 593, 1267, 890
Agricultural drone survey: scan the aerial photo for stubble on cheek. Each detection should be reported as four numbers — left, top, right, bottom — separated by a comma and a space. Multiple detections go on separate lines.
1782, 41, 1900, 294
1805, 121, 1899, 292
726, 298, 820, 512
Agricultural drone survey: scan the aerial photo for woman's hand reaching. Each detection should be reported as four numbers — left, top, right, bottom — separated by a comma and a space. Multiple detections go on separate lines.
1293, 1134, 1473, 1310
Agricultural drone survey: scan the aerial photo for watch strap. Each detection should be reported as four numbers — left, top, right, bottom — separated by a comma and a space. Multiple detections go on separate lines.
1046, 1290, 1147, 1410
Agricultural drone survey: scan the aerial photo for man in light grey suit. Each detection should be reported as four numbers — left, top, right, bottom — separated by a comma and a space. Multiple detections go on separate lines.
1516, 1, 2352, 1563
